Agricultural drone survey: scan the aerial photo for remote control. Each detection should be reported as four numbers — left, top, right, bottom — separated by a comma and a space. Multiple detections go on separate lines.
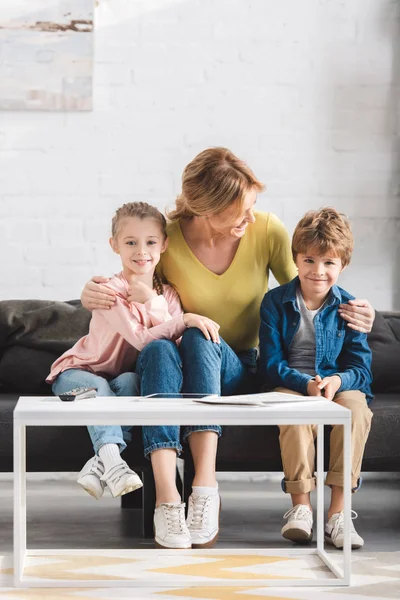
58, 387, 97, 402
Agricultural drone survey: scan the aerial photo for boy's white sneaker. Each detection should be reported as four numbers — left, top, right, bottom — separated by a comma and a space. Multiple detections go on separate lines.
77, 455, 105, 500
100, 460, 143, 498
154, 503, 192, 549
281, 504, 313, 543
325, 510, 364, 549
186, 493, 221, 548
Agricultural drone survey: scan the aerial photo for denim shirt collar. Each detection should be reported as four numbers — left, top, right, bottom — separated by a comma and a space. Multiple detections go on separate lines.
282, 276, 342, 310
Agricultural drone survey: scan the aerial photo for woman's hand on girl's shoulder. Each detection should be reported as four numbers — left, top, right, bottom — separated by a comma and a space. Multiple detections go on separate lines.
183, 313, 220, 344
338, 299, 375, 333
81, 276, 116, 311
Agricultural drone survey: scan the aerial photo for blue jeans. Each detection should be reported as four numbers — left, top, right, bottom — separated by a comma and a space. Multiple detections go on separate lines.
135, 328, 258, 457
52, 369, 140, 454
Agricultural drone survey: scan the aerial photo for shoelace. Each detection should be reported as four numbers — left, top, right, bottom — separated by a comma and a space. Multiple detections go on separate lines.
163, 504, 187, 535
188, 495, 210, 530
283, 505, 313, 525
89, 457, 104, 478
104, 462, 130, 485
331, 510, 358, 537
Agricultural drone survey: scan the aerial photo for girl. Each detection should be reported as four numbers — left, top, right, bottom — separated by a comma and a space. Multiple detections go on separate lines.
47, 202, 219, 549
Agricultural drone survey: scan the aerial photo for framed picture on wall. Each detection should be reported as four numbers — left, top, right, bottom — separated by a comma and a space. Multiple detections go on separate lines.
0, 0, 94, 111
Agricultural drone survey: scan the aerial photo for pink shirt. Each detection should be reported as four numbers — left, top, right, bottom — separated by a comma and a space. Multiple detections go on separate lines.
46, 272, 186, 383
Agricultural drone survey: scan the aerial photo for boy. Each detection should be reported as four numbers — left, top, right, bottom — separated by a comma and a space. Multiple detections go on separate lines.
259, 207, 373, 549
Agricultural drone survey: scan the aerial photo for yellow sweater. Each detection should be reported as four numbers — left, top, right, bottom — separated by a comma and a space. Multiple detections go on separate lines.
160, 212, 297, 352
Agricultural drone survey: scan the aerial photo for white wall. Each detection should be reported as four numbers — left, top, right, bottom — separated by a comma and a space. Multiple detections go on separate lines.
0, 0, 399, 309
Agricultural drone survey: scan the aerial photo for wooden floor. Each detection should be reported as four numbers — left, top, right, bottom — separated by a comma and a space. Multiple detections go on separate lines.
0, 473, 399, 553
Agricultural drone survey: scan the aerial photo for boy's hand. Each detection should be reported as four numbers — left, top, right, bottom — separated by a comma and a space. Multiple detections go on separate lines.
307, 375, 323, 397
183, 313, 220, 343
81, 276, 116, 310
316, 375, 342, 401
128, 279, 157, 304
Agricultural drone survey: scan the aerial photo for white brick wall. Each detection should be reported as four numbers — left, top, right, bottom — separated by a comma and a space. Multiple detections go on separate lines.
0, 0, 399, 309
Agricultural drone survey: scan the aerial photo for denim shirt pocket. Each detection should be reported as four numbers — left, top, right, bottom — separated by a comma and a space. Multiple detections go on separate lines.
325, 330, 345, 362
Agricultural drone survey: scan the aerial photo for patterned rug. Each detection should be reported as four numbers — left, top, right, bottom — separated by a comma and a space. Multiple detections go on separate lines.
0, 550, 399, 599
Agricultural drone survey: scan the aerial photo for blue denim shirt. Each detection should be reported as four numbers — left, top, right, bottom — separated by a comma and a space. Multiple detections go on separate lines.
259, 277, 373, 403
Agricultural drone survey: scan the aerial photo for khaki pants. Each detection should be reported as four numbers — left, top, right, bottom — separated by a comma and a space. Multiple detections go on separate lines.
277, 388, 373, 494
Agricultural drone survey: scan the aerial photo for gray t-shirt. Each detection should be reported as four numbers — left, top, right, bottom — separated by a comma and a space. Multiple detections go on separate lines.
288, 288, 325, 376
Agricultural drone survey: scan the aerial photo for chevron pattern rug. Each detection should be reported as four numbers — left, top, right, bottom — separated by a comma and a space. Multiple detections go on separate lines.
0, 550, 399, 599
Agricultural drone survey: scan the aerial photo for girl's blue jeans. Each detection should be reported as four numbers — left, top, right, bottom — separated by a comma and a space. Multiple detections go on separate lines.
135, 328, 258, 458
52, 369, 140, 454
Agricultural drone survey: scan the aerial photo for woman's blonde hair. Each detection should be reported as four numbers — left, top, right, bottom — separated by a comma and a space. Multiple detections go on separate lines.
292, 207, 354, 267
167, 147, 265, 221
111, 202, 166, 295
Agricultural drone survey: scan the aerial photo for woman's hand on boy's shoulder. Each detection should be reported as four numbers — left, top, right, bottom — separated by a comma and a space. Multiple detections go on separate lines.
81, 276, 116, 311
338, 299, 375, 333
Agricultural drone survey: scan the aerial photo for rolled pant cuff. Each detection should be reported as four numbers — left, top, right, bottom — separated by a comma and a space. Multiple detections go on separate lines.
94, 437, 126, 455
281, 477, 316, 494
325, 471, 360, 492
182, 426, 222, 442
144, 441, 182, 459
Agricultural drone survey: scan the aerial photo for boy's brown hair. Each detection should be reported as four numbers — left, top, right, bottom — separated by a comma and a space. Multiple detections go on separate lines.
292, 207, 354, 267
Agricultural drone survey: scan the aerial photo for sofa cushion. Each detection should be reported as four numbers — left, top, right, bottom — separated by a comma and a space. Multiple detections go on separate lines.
0, 346, 56, 394
0, 299, 91, 393
368, 312, 400, 393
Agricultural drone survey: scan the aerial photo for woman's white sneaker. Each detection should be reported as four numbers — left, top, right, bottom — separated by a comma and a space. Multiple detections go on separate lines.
100, 460, 143, 498
186, 493, 220, 548
325, 510, 364, 549
281, 504, 313, 543
77, 455, 105, 500
154, 503, 192, 549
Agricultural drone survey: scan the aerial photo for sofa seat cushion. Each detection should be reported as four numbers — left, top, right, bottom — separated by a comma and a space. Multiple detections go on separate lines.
368, 312, 400, 393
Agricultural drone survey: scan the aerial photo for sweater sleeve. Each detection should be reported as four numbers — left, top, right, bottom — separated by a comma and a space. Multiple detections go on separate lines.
144, 285, 184, 326
267, 214, 297, 285
97, 291, 186, 352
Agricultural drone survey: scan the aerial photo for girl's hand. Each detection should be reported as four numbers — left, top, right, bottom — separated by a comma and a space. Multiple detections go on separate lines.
128, 279, 157, 304
81, 276, 116, 310
316, 375, 342, 401
183, 313, 220, 343
307, 375, 323, 397
338, 299, 375, 333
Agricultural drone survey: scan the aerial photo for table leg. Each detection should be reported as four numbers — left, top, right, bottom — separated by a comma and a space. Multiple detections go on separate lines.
343, 416, 352, 585
316, 423, 324, 550
13, 422, 26, 587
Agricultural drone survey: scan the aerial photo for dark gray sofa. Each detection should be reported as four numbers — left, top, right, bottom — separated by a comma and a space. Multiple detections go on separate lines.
0, 300, 399, 537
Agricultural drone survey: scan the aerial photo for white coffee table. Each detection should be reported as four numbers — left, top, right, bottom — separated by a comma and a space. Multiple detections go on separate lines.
13, 395, 352, 588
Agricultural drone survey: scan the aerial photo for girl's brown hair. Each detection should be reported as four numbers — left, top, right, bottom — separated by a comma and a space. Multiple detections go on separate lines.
167, 147, 265, 221
292, 207, 354, 267
111, 202, 166, 295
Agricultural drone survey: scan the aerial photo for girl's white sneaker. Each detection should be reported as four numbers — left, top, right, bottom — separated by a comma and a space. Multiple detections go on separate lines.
77, 455, 105, 500
100, 460, 143, 498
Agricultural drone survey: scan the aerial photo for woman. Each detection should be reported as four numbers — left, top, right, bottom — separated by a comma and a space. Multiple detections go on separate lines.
81, 147, 374, 549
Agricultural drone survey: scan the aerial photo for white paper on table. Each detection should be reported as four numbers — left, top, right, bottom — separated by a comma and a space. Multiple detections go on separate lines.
194, 392, 328, 406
